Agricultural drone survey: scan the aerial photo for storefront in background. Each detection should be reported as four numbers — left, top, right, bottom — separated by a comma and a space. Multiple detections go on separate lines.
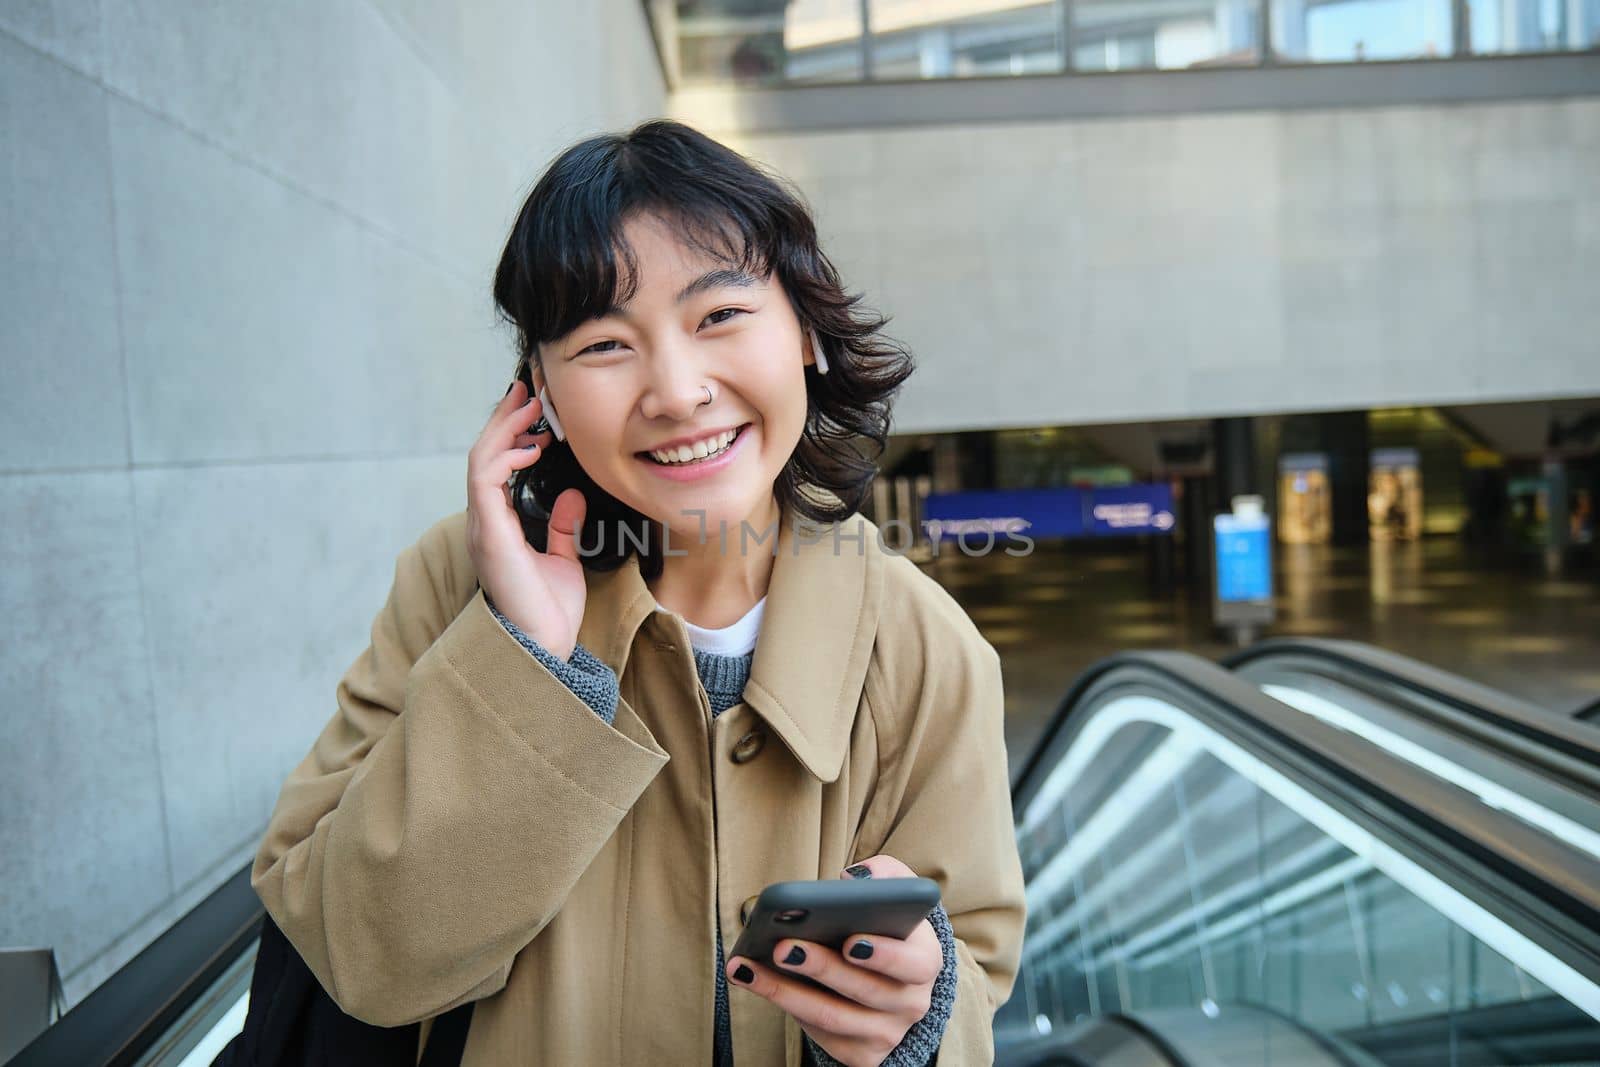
1277, 452, 1331, 545
1369, 447, 1424, 542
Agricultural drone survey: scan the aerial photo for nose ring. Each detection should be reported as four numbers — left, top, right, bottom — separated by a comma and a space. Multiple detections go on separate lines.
702, 386, 713, 406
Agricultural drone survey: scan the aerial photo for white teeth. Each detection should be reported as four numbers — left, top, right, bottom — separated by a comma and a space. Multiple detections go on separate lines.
649, 427, 740, 466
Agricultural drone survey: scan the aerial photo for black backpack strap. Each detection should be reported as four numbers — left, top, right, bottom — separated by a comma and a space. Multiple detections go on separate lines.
213, 912, 419, 1067
418, 1002, 475, 1067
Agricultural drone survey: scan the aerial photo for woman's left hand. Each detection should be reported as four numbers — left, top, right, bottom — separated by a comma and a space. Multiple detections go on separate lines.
726, 855, 942, 1067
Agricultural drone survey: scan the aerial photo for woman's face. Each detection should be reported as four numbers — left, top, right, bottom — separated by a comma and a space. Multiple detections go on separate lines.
532, 212, 818, 542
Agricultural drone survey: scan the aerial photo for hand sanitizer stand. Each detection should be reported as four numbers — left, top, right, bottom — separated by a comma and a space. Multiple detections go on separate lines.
1213, 495, 1275, 648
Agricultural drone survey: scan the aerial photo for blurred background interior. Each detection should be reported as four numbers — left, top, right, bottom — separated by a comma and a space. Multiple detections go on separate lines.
2, 1, 1597, 1064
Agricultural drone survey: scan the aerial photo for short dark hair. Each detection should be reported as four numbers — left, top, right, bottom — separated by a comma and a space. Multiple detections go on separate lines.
492, 119, 914, 578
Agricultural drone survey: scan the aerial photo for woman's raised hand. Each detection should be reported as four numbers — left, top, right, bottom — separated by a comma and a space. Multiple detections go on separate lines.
465, 379, 589, 661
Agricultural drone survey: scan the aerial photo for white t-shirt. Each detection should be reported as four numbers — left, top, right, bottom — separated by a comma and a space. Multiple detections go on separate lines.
655, 596, 765, 657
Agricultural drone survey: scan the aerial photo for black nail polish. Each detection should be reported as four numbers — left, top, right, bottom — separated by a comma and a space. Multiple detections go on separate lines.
505, 382, 515, 395
849, 940, 874, 960
733, 964, 754, 984
845, 864, 872, 879
783, 946, 806, 966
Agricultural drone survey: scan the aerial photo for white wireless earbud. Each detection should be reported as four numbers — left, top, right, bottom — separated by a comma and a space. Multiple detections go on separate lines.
537, 384, 566, 442
809, 328, 830, 375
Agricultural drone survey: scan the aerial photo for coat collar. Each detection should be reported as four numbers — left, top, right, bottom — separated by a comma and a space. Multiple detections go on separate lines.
578, 508, 883, 783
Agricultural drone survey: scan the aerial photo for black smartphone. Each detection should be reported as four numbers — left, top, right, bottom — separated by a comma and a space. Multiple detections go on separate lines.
729, 877, 941, 977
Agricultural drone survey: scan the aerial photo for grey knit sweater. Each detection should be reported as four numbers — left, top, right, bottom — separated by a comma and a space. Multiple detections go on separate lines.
486, 599, 958, 1066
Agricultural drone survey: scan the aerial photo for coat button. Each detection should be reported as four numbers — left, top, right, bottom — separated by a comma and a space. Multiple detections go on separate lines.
730, 728, 766, 764
740, 893, 761, 926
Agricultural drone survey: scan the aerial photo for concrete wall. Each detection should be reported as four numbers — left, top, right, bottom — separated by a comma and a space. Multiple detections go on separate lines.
1, 0, 664, 1006
714, 98, 1600, 434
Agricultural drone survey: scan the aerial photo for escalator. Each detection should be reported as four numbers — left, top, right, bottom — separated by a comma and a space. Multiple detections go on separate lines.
6, 863, 260, 1067
998, 649, 1600, 1066
13, 644, 1599, 1066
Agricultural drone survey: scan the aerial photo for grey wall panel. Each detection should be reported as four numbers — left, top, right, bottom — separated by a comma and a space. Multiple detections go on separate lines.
99, 0, 466, 271
107, 97, 486, 465
1471, 199, 1597, 397
0, 0, 102, 77
99, 0, 670, 276
2, 0, 665, 1010
725, 97, 1600, 431
133, 457, 463, 891
364, 0, 470, 88
0, 474, 173, 1003
0, 35, 126, 473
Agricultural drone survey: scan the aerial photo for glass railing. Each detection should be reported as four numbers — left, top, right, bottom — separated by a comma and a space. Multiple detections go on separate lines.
1000, 651, 1600, 1065
661, 0, 1599, 86
1468, 0, 1600, 52
1273, 0, 1454, 60
1229, 637, 1600, 864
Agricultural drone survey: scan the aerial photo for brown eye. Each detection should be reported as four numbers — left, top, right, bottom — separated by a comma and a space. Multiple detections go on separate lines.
702, 307, 746, 328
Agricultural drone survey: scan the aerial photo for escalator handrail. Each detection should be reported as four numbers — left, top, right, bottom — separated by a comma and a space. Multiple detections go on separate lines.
8, 862, 262, 1067
1222, 637, 1600, 776
1012, 651, 1600, 975
1223, 640, 1600, 811
1102, 1013, 1192, 1067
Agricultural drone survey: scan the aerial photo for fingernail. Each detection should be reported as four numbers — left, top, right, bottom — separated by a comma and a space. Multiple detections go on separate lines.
849, 940, 874, 960
505, 382, 515, 396
845, 864, 872, 879
783, 946, 806, 966
733, 964, 754, 984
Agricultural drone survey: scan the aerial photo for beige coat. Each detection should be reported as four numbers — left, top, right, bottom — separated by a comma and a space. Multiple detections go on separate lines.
251, 506, 1026, 1065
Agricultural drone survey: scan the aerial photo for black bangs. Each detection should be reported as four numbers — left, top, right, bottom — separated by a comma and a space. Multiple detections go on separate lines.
493, 122, 787, 362
493, 119, 916, 577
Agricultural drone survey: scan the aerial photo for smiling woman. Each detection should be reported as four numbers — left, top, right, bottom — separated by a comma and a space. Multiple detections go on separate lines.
513, 213, 807, 560
492, 120, 914, 579
248, 118, 1026, 1067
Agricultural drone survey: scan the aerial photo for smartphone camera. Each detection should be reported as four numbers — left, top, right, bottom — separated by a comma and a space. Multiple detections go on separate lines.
774, 909, 809, 924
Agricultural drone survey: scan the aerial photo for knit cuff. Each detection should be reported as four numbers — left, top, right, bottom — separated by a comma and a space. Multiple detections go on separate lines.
486, 597, 620, 726
803, 902, 958, 1067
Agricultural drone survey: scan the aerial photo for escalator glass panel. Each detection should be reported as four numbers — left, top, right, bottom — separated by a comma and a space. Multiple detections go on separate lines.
1001, 695, 1600, 1066
1249, 670, 1600, 866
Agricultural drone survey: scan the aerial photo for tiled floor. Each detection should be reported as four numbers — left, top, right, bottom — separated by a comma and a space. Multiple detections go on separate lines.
919, 538, 1600, 777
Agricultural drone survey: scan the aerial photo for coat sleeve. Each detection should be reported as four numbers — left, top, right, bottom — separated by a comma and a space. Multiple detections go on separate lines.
855, 617, 1027, 1067
250, 516, 669, 1027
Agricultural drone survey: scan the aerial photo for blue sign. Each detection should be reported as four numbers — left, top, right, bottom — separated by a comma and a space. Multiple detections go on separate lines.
921, 485, 1176, 541
1085, 484, 1177, 537
921, 489, 1069, 540
1214, 513, 1272, 603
